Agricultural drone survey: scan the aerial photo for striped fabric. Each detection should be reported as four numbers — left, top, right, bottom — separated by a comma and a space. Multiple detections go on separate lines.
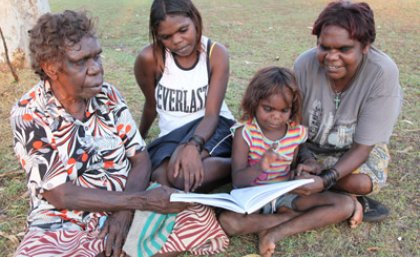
242, 119, 307, 184
14, 216, 104, 257
123, 210, 176, 257
123, 183, 176, 257
159, 204, 229, 255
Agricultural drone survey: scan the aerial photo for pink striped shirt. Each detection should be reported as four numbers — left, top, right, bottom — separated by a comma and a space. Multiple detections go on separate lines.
241, 119, 307, 185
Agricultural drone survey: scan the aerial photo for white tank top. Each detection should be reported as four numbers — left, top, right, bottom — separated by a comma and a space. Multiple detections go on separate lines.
155, 36, 234, 137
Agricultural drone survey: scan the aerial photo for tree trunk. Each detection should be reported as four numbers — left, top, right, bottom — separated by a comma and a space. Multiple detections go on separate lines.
0, 0, 50, 69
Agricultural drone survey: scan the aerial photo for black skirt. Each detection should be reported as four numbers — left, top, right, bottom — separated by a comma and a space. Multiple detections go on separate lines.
147, 116, 236, 170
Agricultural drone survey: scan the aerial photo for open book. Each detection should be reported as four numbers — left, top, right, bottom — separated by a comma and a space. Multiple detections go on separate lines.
170, 178, 314, 214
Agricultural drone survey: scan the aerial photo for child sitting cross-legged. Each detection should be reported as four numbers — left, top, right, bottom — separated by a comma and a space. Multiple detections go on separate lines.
219, 66, 355, 257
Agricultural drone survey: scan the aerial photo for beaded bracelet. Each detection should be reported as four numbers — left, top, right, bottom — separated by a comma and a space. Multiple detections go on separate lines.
319, 168, 339, 191
329, 167, 340, 180
188, 135, 205, 152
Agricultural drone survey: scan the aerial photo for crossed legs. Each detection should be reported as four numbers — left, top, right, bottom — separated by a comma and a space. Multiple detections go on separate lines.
219, 192, 354, 257
334, 173, 373, 227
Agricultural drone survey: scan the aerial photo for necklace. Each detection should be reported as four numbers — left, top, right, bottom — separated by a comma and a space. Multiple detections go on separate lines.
328, 55, 366, 110
330, 80, 343, 110
333, 91, 342, 110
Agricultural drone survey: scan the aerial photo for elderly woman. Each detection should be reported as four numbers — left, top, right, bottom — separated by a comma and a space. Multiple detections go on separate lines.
11, 10, 228, 257
294, 1, 402, 226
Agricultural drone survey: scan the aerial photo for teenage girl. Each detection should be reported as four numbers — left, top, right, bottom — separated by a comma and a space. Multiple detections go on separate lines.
218, 67, 355, 257
134, 0, 235, 192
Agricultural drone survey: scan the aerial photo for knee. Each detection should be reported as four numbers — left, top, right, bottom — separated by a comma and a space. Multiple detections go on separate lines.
326, 193, 354, 219
352, 176, 373, 195
335, 194, 355, 219
150, 170, 160, 182
337, 174, 373, 195
166, 170, 184, 190
151, 164, 182, 188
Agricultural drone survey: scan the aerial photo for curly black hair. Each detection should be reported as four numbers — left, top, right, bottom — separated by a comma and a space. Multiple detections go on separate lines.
28, 10, 96, 80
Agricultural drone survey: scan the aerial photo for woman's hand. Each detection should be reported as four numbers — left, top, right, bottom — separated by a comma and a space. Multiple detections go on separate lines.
292, 173, 324, 196
296, 158, 322, 175
168, 144, 204, 192
142, 185, 189, 213
98, 210, 133, 257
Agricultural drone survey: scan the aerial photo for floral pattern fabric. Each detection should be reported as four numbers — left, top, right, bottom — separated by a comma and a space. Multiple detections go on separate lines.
10, 80, 145, 230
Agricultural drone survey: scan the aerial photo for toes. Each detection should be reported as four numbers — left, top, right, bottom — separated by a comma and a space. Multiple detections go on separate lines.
349, 199, 363, 228
258, 236, 276, 257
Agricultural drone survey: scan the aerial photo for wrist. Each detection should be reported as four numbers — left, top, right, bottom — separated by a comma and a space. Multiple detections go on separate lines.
131, 192, 147, 211
319, 168, 339, 191
303, 157, 317, 165
188, 135, 205, 152
186, 142, 201, 152
113, 209, 134, 219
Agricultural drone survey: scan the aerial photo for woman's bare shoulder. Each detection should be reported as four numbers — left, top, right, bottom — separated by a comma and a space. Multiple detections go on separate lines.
135, 45, 155, 65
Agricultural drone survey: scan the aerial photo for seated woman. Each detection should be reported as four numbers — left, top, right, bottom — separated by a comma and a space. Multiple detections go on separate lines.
11, 10, 228, 257
293, 1, 403, 225
135, 0, 236, 193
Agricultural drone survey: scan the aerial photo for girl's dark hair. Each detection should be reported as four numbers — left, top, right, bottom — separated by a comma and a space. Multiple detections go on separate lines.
149, 0, 202, 71
312, 1, 375, 47
241, 66, 302, 124
28, 10, 96, 80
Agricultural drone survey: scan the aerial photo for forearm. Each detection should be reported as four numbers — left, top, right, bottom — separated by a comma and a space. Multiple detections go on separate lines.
193, 114, 219, 142
333, 143, 373, 179
232, 166, 262, 188
43, 183, 147, 212
44, 151, 153, 212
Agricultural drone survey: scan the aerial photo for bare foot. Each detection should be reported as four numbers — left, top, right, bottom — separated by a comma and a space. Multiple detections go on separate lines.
258, 230, 276, 257
349, 196, 363, 228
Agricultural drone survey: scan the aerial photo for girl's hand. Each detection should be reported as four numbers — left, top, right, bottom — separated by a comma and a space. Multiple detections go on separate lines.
296, 158, 322, 175
169, 144, 204, 192
261, 148, 280, 171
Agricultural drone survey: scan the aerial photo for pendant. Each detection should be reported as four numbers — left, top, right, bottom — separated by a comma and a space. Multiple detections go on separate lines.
334, 93, 341, 110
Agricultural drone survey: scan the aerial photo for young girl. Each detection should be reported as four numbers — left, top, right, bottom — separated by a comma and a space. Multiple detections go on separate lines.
134, 0, 235, 193
219, 67, 355, 257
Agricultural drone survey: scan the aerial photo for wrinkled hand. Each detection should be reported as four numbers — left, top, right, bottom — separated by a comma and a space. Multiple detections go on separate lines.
169, 144, 204, 192
143, 185, 189, 213
292, 173, 324, 196
98, 210, 133, 257
296, 158, 322, 176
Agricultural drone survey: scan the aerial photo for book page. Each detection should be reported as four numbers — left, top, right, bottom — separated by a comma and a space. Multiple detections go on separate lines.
230, 179, 314, 214
170, 192, 246, 213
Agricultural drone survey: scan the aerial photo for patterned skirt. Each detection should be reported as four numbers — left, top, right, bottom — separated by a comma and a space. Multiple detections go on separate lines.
316, 144, 390, 194
14, 205, 228, 257
14, 217, 104, 257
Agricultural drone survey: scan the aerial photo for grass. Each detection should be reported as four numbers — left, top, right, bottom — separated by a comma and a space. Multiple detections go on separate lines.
0, 0, 419, 256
